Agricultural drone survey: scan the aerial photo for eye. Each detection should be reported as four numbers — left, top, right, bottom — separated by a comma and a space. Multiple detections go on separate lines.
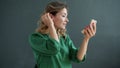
62, 15, 65, 17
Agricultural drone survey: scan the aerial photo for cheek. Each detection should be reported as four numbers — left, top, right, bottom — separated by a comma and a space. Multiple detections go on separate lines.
54, 21, 61, 27
53, 18, 62, 25
53, 18, 58, 25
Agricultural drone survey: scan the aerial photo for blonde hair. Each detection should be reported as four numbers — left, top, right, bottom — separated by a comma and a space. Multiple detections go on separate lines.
36, 1, 68, 37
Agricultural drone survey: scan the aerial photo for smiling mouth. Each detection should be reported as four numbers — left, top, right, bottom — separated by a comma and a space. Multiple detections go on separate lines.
63, 24, 66, 26
63, 23, 67, 25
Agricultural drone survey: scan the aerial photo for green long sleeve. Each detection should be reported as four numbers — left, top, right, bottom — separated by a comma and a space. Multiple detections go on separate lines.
66, 35, 86, 63
29, 32, 60, 56
29, 32, 85, 68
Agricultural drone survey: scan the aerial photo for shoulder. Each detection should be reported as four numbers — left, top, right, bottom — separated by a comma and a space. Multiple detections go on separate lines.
29, 32, 48, 39
62, 33, 72, 43
65, 34, 71, 40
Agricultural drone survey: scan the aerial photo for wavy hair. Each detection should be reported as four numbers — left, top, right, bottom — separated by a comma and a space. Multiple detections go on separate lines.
36, 1, 68, 37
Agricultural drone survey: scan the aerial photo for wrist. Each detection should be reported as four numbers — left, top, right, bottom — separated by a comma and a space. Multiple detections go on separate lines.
83, 37, 90, 41
48, 23, 55, 28
48, 24, 57, 33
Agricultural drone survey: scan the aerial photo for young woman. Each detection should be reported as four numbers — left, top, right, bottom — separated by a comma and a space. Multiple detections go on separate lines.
29, 1, 97, 68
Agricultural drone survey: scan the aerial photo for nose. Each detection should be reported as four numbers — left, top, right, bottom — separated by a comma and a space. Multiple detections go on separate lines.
66, 18, 69, 23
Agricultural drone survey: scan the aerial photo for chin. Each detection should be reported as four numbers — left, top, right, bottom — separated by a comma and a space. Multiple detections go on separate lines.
61, 27, 66, 30
57, 26, 66, 30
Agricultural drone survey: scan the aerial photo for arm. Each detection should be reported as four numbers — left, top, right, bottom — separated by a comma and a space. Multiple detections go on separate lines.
29, 33, 60, 56
41, 13, 59, 42
49, 23, 59, 42
77, 19, 97, 61
77, 37, 89, 61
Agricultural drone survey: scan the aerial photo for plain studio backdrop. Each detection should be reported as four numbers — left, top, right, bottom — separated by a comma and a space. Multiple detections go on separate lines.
0, 0, 120, 68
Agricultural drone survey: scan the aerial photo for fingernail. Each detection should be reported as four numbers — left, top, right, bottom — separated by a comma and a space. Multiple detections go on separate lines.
85, 26, 88, 29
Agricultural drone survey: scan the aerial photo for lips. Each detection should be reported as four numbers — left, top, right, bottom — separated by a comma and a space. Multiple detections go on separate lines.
63, 24, 66, 26
63, 23, 67, 26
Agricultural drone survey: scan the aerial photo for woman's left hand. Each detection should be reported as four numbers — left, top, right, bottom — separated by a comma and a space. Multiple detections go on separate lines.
82, 19, 97, 39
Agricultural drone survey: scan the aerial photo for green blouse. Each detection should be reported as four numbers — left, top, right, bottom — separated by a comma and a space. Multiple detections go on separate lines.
29, 32, 85, 68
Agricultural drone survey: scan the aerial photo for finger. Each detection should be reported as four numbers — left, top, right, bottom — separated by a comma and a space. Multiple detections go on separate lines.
81, 25, 88, 34
81, 29, 85, 34
84, 29, 90, 38
41, 15, 45, 23
47, 13, 51, 20
91, 19, 97, 32
86, 26, 93, 37
94, 23, 97, 33
92, 23, 96, 34
42, 14, 48, 25
89, 23, 94, 35
46, 13, 49, 18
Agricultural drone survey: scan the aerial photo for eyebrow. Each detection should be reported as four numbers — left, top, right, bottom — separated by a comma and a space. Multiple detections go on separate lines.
63, 13, 67, 16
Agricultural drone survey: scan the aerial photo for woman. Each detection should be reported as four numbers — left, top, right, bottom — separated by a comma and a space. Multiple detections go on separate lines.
29, 1, 97, 68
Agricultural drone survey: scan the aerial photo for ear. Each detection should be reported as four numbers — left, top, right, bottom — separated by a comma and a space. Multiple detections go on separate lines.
49, 13, 55, 19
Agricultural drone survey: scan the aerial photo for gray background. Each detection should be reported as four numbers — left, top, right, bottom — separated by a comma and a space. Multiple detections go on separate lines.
0, 0, 120, 68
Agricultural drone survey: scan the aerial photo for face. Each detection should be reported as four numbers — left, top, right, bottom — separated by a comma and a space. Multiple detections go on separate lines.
52, 8, 69, 30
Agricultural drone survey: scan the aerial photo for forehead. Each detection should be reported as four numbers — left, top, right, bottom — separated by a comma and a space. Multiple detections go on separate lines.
57, 8, 68, 15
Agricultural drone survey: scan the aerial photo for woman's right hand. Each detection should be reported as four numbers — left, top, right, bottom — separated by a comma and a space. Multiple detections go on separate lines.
41, 13, 54, 27
41, 13, 59, 42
